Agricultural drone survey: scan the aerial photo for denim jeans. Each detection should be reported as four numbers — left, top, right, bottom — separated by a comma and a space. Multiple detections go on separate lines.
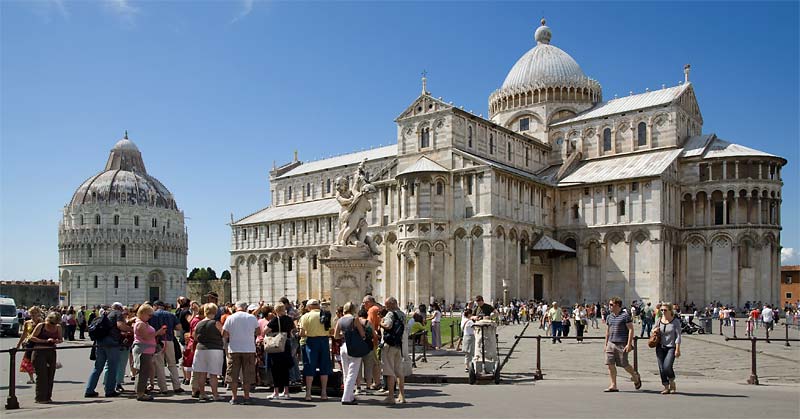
655, 345, 676, 386
640, 320, 653, 337
551, 321, 562, 343
102, 347, 129, 388
86, 337, 120, 395
289, 337, 301, 382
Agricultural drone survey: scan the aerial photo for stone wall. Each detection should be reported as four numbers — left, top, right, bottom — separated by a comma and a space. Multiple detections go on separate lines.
187, 279, 231, 304
0, 281, 59, 307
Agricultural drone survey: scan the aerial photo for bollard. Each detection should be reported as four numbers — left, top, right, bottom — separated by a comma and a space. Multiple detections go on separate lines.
719, 319, 723, 336
732, 318, 737, 339
747, 338, 759, 385
534, 335, 543, 380
411, 337, 418, 368
422, 334, 428, 363
449, 322, 455, 349
632, 337, 639, 374
6, 348, 19, 410
786, 323, 791, 347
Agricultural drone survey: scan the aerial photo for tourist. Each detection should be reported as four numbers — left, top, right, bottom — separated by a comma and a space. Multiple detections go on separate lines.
85, 302, 131, 398
264, 303, 294, 400
103, 307, 133, 393
16, 306, 43, 384
186, 301, 203, 397
149, 300, 183, 394
132, 304, 166, 401
64, 308, 77, 341
761, 304, 775, 332
355, 306, 378, 394
428, 302, 443, 350
471, 295, 497, 320
574, 304, 587, 343
28, 311, 63, 403
460, 308, 475, 372
640, 302, 655, 338
175, 297, 193, 384
547, 302, 563, 343
380, 296, 406, 404
222, 301, 259, 405
192, 303, 224, 402
603, 297, 642, 392
299, 299, 332, 401
652, 302, 682, 394
77, 305, 88, 340
333, 301, 367, 405
562, 308, 571, 337
361, 295, 382, 390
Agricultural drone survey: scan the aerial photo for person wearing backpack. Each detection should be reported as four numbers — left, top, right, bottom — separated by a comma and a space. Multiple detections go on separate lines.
380, 297, 406, 405
640, 302, 655, 338
85, 302, 131, 398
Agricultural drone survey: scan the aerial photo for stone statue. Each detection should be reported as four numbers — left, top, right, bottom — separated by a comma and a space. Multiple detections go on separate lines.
333, 158, 382, 256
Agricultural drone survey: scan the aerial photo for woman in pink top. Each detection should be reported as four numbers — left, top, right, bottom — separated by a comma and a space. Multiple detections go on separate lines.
132, 304, 166, 401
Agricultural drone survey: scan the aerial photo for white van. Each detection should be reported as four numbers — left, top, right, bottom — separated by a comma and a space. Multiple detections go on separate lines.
0, 297, 20, 337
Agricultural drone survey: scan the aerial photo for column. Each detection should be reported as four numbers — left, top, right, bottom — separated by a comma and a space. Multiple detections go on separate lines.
706, 197, 712, 226
722, 161, 727, 179
429, 247, 435, 301
731, 244, 739, 307
445, 239, 455, 305
399, 253, 406, 308
306, 253, 312, 301
611, 128, 617, 154
414, 252, 421, 308
394, 252, 401, 300
704, 245, 712, 305
757, 198, 762, 224
318, 259, 324, 300
723, 199, 728, 225
734, 161, 739, 179
465, 237, 472, 303
692, 198, 696, 227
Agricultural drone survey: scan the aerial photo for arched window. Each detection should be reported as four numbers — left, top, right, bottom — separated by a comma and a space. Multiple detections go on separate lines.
306, 183, 311, 198
151, 218, 157, 228
288, 186, 292, 200
564, 238, 577, 259
572, 204, 579, 219
637, 122, 647, 146
113, 214, 119, 225
134, 215, 139, 226
326, 179, 331, 194
120, 245, 126, 258
312, 254, 318, 270
93, 275, 98, 288
519, 117, 530, 131
603, 128, 612, 151
134, 276, 139, 289
95, 214, 101, 225
287, 256, 293, 271
114, 276, 119, 289
588, 242, 600, 266
80, 215, 84, 225
619, 200, 626, 216
436, 181, 444, 196
467, 126, 473, 147
263, 259, 268, 272
525, 148, 530, 166
153, 247, 159, 260
77, 276, 81, 289
507, 142, 512, 160
420, 128, 430, 148
489, 134, 495, 154
87, 246, 93, 258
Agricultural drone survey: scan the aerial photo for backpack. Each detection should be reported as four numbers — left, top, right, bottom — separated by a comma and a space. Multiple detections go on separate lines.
383, 311, 405, 347
88, 313, 112, 341
319, 310, 332, 331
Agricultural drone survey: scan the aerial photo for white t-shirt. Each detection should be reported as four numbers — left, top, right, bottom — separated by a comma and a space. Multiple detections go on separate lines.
761, 307, 774, 322
461, 317, 475, 336
223, 311, 259, 353
432, 310, 442, 323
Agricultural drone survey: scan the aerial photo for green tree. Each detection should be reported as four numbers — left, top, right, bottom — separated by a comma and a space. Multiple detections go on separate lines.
221, 270, 232, 280
194, 268, 210, 281
207, 267, 218, 280
187, 267, 200, 281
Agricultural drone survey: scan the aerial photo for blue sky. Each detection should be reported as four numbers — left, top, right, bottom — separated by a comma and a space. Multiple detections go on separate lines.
1, 1, 798, 280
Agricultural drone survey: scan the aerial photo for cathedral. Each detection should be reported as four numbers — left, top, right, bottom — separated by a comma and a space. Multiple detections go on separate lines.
230, 21, 785, 308
58, 133, 188, 307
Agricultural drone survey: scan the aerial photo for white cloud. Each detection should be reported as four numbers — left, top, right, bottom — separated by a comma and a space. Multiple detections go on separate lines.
30, 0, 70, 22
105, 0, 140, 23
231, 0, 255, 23
782, 247, 797, 264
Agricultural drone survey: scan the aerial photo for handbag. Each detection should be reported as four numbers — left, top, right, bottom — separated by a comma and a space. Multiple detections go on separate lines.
648, 325, 662, 348
263, 316, 288, 354
344, 319, 372, 358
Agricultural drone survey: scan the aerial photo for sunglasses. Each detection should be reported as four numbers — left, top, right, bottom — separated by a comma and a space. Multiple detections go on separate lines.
660, 309, 669, 312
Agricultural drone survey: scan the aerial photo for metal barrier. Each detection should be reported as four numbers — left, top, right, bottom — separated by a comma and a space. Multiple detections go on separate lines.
723, 337, 800, 384
1, 344, 101, 410
511, 335, 641, 381
409, 331, 427, 367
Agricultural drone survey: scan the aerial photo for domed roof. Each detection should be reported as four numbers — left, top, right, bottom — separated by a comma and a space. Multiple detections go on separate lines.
501, 20, 592, 90
69, 133, 178, 210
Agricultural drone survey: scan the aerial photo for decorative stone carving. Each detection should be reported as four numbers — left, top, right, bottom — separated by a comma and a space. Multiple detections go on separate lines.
332, 158, 381, 256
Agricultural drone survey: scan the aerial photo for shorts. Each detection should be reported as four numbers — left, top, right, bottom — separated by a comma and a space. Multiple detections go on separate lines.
381, 345, 403, 377
225, 352, 256, 386
605, 342, 630, 368
302, 336, 332, 377
193, 349, 224, 376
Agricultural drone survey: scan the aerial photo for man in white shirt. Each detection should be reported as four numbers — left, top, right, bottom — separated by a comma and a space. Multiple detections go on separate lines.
222, 301, 260, 405
760, 304, 775, 331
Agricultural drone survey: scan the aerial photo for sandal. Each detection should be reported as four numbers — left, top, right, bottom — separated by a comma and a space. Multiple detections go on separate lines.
633, 374, 642, 390
603, 388, 619, 392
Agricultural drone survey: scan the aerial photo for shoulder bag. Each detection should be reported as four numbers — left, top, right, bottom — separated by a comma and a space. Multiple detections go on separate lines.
263, 316, 288, 354
647, 325, 661, 348
344, 319, 372, 358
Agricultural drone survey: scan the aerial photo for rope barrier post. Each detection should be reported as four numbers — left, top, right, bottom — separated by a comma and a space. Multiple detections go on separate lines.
534, 335, 543, 380
632, 337, 638, 374
747, 337, 759, 385
5, 348, 19, 410
732, 318, 737, 339
719, 318, 723, 336
422, 333, 428, 363
411, 336, 417, 368
785, 323, 791, 347
449, 322, 455, 349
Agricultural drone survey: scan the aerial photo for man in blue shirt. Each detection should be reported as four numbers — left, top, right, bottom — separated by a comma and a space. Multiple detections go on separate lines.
604, 297, 641, 392
149, 301, 184, 394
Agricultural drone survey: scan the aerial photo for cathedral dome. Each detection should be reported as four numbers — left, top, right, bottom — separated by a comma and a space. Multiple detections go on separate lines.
489, 20, 602, 119
69, 133, 178, 210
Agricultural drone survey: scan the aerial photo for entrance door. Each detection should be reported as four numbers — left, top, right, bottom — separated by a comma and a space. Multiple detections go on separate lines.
533, 274, 543, 300
149, 287, 160, 302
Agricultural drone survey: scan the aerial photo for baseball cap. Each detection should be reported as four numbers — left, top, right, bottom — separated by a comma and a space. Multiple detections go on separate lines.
307, 299, 320, 306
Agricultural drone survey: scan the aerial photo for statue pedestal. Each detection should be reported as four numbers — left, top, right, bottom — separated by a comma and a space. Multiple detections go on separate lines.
322, 246, 381, 309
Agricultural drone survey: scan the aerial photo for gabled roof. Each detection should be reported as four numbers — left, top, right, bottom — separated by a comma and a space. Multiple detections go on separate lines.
551, 83, 691, 126
704, 138, 778, 159
558, 149, 682, 186
395, 93, 454, 121
397, 156, 448, 176
275, 145, 397, 179
456, 149, 553, 185
531, 235, 575, 253
233, 198, 340, 226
